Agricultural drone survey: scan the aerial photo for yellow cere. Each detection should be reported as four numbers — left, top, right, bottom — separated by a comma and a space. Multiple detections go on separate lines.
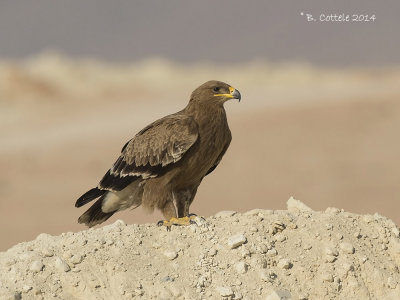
214, 86, 235, 98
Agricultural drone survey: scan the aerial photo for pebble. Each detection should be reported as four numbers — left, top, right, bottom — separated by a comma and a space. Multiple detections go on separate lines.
325, 247, 339, 257
55, 257, 71, 272
235, 261, 248, 274
265, 289, 292, 300
63, 251, 73, 260
392, 227, 400, 238
41, 248, 53, 257
258, 244, 268, 254
197, 275, 208, 288
215, 286, 234, 297
114, 219, 126, 227
70, 254, 83, 265
208, 248, 218, 256
287, 196, 313, 212
363, 215, 374, 223
272, 221, 286, 234
161, 276, 175, 282
340, 242, 355, 254
322, 273, 334, 283
275, 234, 287, 242
163, 251, 178, 260
215, 211, 237, 218
22, 285, 32, 293
325, 207, 341, 214
250, 226, 258, 232
259, 270, 276, 282
325, 255, 336, 263
374, 213, 383, 220
336, 233, 344, 240
30, 260, 44, 272
337, 262, 354, 278
227, 234, 247, 249
267, 249, 278, 257
152, 243, 161, 249
240, 247, 251, 258
277, 259, 292, 269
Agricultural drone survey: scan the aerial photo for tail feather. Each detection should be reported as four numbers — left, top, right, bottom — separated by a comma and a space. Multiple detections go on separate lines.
75, 187, 105, 208
78, 195, 116, 227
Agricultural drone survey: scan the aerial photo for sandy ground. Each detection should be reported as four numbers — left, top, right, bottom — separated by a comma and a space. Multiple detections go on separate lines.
1, 199, 399, 299
0, 55, 400, 251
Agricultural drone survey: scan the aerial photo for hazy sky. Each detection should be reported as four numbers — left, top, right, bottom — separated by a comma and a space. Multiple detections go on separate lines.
0, 0, 399, 66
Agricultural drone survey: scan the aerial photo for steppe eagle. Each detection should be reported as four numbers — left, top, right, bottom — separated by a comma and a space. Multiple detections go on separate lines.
75, 80, 241, 228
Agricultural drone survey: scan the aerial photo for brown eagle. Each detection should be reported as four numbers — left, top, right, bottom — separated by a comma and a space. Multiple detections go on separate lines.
75, 80, 241, 227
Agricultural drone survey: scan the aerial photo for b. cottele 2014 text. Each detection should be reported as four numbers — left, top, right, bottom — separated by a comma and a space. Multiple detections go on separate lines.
302, 13, 376, 22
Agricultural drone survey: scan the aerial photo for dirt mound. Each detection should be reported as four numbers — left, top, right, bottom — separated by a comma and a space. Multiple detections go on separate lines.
1, 198, 399, 300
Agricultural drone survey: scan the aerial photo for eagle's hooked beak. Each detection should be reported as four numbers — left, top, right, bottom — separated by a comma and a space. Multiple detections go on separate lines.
214, 86, 241, 102
230, 86, 241, 102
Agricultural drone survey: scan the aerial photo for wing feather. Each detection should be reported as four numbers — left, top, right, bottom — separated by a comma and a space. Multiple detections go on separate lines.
99, 114, 198, 191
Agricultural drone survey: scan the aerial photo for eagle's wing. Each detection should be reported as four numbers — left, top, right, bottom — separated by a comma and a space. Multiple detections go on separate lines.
98, 114, 199, 191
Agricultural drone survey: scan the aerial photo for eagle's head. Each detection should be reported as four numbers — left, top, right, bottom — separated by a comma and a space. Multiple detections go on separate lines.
190, 80, 241, 105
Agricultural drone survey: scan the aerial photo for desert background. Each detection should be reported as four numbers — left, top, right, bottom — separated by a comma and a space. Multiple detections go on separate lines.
0, 0, 399, 251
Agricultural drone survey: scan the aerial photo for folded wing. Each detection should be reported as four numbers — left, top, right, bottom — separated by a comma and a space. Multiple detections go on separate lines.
98, 114, 199, 192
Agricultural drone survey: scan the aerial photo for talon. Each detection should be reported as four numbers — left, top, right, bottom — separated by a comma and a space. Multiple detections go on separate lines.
157, 219, 172, 231
188, 213, 205, 222
157, 216, 195, 229
157, 214, 206, 229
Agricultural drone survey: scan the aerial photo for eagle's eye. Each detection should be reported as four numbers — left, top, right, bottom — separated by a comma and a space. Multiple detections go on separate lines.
213, 87, 220, 92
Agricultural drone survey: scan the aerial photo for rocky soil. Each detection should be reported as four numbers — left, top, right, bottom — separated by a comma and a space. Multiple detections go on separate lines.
1, 198, 400, 300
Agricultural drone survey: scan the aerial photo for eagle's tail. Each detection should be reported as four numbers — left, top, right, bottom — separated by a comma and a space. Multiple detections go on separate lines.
75, 187, 105, 208
77, 195, 116, 227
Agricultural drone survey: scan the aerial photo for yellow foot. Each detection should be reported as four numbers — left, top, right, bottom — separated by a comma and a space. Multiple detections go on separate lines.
157, 215, 199, 231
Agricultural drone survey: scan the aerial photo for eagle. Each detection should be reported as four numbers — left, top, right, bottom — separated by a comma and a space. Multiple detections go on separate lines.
75, 80, 241, 228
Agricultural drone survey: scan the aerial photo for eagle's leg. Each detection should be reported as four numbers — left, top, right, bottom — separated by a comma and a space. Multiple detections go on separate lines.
157, 192, 198, 230
160, 214, 202, 230
157, 205, 194, 230
182, 185, 202, 219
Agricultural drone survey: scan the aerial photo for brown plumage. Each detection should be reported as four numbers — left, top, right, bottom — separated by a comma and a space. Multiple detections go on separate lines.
75, 80, 241, 227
